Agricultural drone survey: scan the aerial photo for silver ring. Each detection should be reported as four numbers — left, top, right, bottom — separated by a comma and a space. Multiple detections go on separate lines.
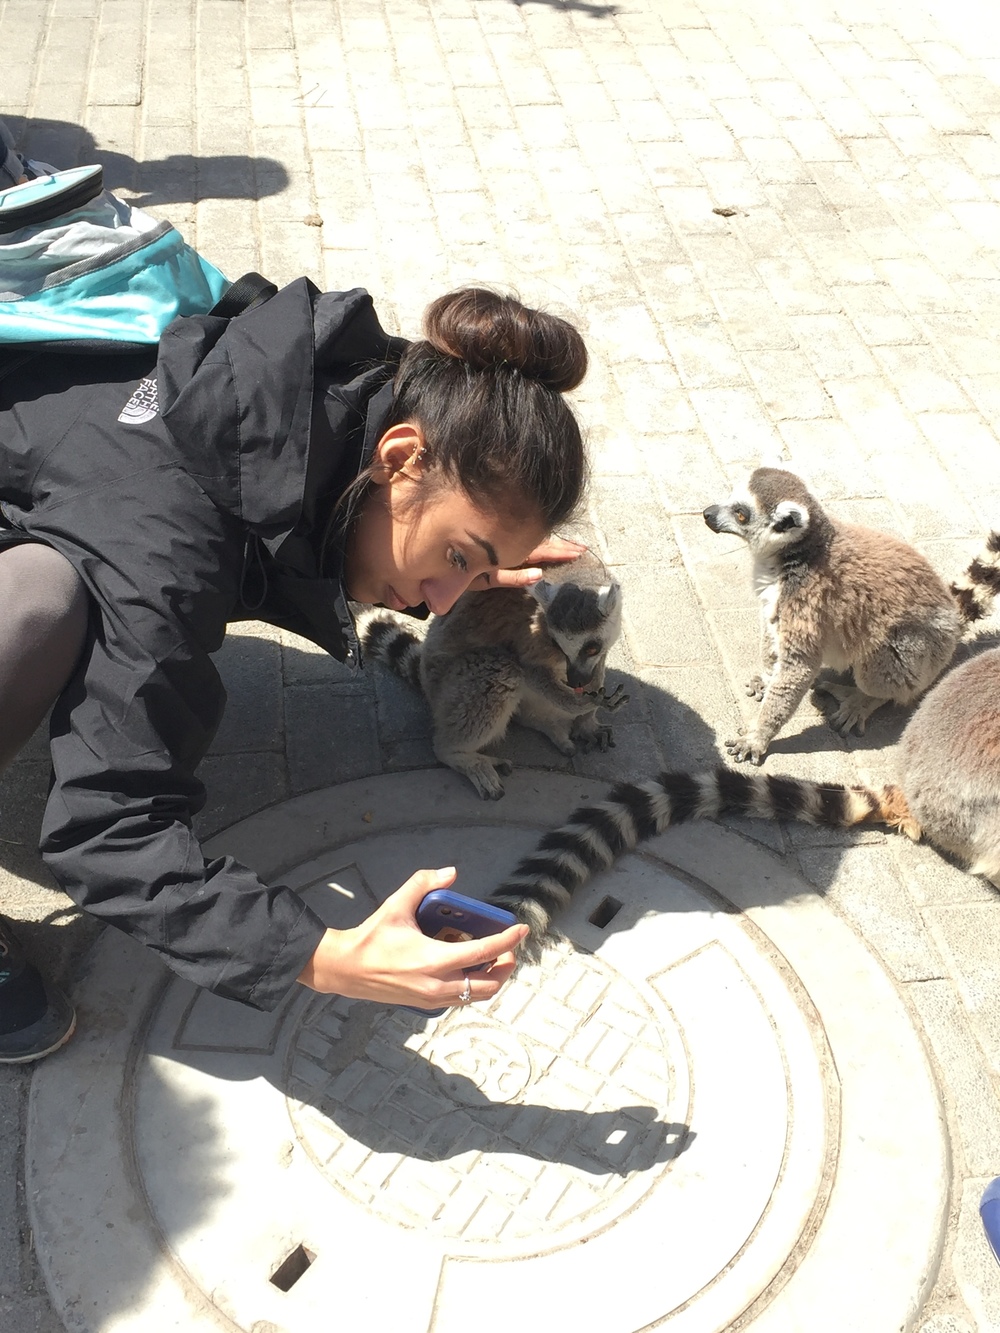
457, 975, 472, 1005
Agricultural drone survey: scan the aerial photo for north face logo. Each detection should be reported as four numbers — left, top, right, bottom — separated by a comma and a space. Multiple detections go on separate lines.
118, 376, 159, 425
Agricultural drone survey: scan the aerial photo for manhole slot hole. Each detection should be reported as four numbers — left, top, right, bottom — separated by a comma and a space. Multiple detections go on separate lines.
269, 1243, 316, 1292
588, 895, 623, 928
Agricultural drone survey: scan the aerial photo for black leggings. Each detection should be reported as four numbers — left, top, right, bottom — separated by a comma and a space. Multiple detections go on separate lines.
0, 543, 89, 772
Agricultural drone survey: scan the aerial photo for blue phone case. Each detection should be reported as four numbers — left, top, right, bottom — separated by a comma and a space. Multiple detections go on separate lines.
405, 890, 518, 1016
981, 1177, 1000, 1265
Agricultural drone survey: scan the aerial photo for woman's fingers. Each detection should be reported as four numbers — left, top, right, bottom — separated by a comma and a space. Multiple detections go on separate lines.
491, 533, 588, 589
524, 534, 587, 563
491, 565, 544, 588
299, 866, 528, 1009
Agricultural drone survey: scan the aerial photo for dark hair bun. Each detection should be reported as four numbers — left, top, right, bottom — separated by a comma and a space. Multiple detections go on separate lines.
423, 288, 587, 393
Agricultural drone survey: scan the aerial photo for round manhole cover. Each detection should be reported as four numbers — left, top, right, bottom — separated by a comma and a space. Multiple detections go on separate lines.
27, 771, 947, 1333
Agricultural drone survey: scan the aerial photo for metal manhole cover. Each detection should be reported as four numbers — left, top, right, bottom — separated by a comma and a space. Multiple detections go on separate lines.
27, 771, 947, 1333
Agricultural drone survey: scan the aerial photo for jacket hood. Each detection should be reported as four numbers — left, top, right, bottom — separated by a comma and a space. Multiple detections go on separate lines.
156, 278, 406, 557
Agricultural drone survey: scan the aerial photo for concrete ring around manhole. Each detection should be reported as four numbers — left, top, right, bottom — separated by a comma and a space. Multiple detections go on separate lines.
27, 770, 947, 1333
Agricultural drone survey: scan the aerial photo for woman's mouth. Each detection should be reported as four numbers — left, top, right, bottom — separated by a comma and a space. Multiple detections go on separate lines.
385, 585, 408, 611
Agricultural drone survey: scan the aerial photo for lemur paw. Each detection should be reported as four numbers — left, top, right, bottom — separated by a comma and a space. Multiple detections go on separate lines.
575, 725, 614, 753
467, 759, 512, 800
745, 674, 767, 702
724, 733, 767, 765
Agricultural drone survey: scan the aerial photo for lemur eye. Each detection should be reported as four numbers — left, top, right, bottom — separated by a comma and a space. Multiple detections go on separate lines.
734, 507, 750, 524
583, 643, 601, 657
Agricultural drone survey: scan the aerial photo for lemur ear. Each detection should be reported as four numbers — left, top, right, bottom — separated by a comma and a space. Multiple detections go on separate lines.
529, 580, 559, 609
772, 501, 808, 534
597, 583, 620, 616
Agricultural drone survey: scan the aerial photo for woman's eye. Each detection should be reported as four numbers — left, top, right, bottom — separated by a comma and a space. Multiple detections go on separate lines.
449, 549, 468, 572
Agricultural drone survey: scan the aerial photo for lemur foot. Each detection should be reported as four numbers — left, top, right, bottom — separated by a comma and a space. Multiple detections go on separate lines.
818, 683, 882, 737
724, 732, 767, 765
450, 756, 513, 801
745, 674, 767, 702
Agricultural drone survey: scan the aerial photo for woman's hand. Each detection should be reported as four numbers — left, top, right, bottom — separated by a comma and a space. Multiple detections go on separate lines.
297, 867, 529, 1009
491, 534, 587, 590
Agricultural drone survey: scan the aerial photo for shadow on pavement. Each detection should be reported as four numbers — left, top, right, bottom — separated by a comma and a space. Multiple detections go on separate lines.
507, 0, 620, 15
6, 116, 289, 206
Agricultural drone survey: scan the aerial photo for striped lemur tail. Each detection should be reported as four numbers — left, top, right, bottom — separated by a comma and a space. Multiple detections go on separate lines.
489, 768, 919, 959
950, 531, 1000, 623
358, 613, 423, 690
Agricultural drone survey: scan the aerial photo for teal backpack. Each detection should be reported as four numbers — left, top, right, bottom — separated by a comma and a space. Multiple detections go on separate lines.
0, 163, 273, 354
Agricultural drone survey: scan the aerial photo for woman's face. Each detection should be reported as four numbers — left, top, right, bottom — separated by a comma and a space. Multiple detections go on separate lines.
344, 424, 547, 615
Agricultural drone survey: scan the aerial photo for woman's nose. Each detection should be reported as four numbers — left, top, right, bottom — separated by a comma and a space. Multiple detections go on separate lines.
421, 571, 473, 615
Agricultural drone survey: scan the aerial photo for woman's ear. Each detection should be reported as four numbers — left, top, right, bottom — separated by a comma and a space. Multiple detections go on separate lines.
372, 422, 427, 484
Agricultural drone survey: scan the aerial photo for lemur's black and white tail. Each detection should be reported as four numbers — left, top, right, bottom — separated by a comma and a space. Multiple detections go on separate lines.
357, 612, 423, 689
951, 531, 1000, 624
489, 768, 916, 957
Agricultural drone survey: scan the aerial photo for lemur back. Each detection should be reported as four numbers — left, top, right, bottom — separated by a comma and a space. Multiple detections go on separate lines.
899, 647, 1000, 881
489, 647, 1000, 958
360, 550, 626, 800
703, 467, 1000, 764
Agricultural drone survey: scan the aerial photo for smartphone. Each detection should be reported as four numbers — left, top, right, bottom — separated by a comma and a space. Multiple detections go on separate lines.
406, 889, 519, 1016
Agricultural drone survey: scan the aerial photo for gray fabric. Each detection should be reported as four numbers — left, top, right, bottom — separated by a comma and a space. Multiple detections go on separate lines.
0, 117, 55, 191
0, 543, 89, 771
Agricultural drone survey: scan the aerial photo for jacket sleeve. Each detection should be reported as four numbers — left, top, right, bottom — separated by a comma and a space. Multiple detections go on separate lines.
38, 543, 328, 1012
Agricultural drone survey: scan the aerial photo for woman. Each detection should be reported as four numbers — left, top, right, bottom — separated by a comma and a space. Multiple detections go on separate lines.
0, 280, 589, 1061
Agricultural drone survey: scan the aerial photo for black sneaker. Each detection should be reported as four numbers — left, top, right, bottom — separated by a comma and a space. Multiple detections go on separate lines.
0, 919, 76, 1063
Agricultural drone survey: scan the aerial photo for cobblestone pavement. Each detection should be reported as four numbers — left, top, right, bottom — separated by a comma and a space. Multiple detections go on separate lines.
3, 0, 1000, 1327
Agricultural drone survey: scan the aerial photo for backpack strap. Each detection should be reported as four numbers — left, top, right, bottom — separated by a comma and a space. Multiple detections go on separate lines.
209, 272, 278, 319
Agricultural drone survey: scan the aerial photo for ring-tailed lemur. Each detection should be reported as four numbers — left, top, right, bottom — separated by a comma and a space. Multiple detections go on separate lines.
702, 467, 1000, 764
359, 551, 627, 800
489, 646, 1000, 958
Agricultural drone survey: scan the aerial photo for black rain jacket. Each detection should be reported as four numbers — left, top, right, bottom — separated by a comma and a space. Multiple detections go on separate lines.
0, 278, 408, 1009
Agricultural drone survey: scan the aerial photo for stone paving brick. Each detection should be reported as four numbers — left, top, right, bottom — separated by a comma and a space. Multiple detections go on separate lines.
872, 344, 975, 414
285, 683, 382, 793
741, 348, 833, 420
925, 904, 1000, 1074
776, 417, 881, 497
686, 384, 780, 461
905, 979, 1000, 1178
210, 632, 283, 755
195, 754, 288, 838
798, 844, 947, 981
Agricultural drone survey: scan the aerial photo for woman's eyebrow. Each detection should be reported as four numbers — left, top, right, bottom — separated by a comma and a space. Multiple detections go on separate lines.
465, 531, 499, 566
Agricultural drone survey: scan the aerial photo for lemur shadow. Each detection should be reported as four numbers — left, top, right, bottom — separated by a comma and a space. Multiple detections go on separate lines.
7, 116, 289, 206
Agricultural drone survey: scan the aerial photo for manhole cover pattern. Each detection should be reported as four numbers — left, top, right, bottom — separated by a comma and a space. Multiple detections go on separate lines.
285, 943, 687, 1244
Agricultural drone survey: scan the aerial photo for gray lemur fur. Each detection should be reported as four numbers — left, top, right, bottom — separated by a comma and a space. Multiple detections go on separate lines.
703, 466, 1000, 765
489, 646, 1000, 957
359, 550, 626, 800
896, 646, 1000, 883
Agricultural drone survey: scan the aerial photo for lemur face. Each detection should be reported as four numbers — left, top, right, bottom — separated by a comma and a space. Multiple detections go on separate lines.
531, 581, 622, 689
703, 467, 813, 556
